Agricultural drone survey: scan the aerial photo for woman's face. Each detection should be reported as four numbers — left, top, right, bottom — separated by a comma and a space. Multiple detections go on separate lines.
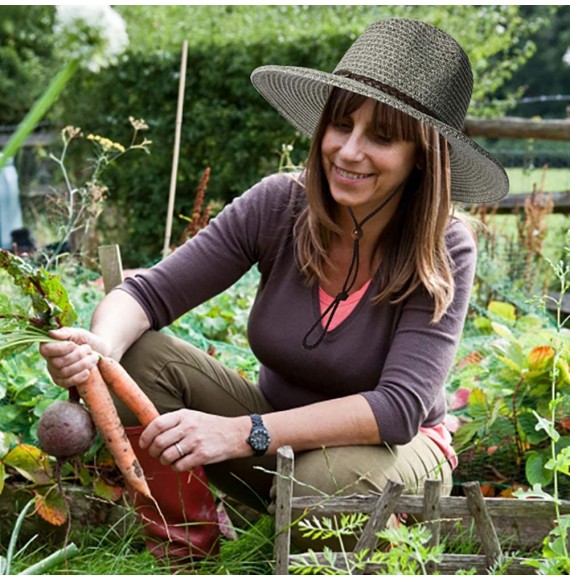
321, 98, 418, 220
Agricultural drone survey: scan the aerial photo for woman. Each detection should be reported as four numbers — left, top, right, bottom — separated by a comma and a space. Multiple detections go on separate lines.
40, 18, 508, 562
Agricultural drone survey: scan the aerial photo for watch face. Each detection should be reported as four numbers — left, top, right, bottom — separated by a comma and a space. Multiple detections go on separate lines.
248, 428, 270, 453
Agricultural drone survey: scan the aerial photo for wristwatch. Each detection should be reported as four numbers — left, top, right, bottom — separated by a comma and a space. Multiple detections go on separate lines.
246, 413, 271, 456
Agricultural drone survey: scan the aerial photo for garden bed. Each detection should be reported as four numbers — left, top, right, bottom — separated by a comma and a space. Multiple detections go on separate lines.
0, 482, 134, 548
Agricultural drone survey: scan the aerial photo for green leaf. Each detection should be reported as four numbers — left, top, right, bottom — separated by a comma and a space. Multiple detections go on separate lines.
491, 337, 525, 372
93, 476, 123, 502
0, 431, 11, 458
4, 443, 53, 484
527, 345, 555, 371
35, 490, 69, 526
513, 483, 554, 502
532, 411, 560, 442
0, 250, 77, 331
473, 316, 493, 334
518, 412, 548, 445
488, 301, 516, 322
545, 446, 570, 476
0, 462, 5, 495
525, 452, 553, 487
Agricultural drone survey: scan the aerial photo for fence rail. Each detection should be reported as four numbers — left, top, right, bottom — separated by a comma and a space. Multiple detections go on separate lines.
471, 191, 570, 215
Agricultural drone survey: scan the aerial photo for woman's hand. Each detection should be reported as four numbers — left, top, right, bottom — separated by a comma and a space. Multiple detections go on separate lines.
139, 409, 252, 471
39, 327, 112, 388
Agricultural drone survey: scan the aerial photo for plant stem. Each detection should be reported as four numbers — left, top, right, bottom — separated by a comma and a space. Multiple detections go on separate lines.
4, 498, 35, 575
0, 60, 80, 171
17, 543, 79, 575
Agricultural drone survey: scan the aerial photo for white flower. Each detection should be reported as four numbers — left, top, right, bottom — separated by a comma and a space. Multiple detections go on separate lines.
563, 47, 570, 67
53, 5, 129, 73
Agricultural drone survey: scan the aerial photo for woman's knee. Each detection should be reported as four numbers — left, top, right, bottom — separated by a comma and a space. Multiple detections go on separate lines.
286, 439, 453, 550
292, 439, 452, 498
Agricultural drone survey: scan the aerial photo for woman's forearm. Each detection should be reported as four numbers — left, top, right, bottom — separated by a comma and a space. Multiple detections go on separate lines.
90, 288, 151, 360
262, 394, 381, 454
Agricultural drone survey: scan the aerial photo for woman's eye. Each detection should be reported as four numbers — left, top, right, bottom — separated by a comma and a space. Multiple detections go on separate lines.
332, 120, 352, 132
373, 132, 392, 143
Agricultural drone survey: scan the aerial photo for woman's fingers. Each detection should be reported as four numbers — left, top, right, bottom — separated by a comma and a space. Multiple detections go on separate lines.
46, 350, 100, 388
139, 412, 183, 454
139, 410, 250, 470
39, 327, 103, 388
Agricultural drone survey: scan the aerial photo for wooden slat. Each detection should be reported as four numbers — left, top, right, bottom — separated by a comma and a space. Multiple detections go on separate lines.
98, 244, 124, 294
291, 492, 570, 519
274, 446, 294, 576
353, 479, 404, 555
464, 116, 570, 141
423, 479, 442, 548
289, 551, 538, 575
464, 482, 503, 568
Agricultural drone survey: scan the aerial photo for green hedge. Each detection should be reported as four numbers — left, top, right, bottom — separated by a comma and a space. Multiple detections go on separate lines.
58, 39, 353, 266
51, 5, 547, 266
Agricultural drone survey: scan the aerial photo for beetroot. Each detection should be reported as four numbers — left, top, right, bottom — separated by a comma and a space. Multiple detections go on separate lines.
38, 400, 96, 458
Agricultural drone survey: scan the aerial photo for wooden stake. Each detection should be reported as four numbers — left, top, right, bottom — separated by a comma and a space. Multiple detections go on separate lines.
98, 244, 124, 293
274, 446, 294, 575
162, 40, 188, 259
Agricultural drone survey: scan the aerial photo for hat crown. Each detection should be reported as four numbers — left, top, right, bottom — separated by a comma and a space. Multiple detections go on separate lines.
334, 19, 473, 130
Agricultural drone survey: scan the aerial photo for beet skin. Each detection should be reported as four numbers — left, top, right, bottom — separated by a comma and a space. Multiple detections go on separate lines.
38, 400, 96, 458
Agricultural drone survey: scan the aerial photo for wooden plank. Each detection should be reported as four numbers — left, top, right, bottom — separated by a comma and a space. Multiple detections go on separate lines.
463, 482, 503, 568
98, 244, 123, 294
423, 479, 442, 549
464, 116, 570, 141
353, 479, 404, 555
274, 446, 294, 576
289, 551, 538, 575
469, 191, 570, 214
291, 493, 570, 519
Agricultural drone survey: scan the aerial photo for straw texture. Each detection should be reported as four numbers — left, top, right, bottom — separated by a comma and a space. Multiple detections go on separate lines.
251, 18, 509, 204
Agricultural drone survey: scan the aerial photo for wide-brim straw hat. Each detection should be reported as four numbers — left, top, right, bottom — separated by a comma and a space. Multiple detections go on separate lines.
251, 18, 509, 205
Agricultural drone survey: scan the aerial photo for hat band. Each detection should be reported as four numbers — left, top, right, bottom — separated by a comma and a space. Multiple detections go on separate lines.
334, 70, 441, 124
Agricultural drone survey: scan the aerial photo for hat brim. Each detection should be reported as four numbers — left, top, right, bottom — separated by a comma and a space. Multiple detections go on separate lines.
251, 65, 509, 205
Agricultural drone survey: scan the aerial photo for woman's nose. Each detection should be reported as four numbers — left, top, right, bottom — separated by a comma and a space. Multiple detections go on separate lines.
338, 130, 365, 161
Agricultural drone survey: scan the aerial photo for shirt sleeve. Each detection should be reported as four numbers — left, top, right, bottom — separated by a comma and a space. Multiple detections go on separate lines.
117, 173, 293, 329
360, 219, 477, 445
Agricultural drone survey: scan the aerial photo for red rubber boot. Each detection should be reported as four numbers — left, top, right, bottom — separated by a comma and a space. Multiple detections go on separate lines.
124, 426, 221, 568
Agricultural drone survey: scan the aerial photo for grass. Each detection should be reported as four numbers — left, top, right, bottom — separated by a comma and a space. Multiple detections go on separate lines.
505, 167, 570, 194
4, 506, 276, 575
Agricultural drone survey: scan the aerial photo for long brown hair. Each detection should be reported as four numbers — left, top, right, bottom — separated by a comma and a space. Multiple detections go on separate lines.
294, 87, 458, 323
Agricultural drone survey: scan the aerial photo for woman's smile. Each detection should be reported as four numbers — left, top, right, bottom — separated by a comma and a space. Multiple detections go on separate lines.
333, 165, 374, 182
322, 98, 417, 217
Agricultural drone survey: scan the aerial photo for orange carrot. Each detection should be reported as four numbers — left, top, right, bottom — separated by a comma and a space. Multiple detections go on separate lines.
97, 356, 159, 427
76, 365, 152, 499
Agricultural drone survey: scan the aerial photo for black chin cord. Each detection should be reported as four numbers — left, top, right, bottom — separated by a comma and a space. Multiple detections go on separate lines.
302, 188, 401, 350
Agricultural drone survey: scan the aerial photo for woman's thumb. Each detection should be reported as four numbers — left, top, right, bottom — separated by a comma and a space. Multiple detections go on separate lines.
47, 327, 80, 341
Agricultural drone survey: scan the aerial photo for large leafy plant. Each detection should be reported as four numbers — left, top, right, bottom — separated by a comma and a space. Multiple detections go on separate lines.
0, 252, 121, 529
451, 301, 570, 490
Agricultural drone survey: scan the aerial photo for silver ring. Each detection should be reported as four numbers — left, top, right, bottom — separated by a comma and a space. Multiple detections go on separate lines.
174, 442, 185, 458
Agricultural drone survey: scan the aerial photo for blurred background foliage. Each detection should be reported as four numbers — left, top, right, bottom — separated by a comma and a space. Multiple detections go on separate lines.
0, 5, 568, 266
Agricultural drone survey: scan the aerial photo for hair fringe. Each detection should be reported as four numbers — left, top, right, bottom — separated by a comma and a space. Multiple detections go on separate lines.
295, 89, 463, 323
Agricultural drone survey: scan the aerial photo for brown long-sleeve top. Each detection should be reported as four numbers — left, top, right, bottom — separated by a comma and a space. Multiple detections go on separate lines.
119, 172, 476, 445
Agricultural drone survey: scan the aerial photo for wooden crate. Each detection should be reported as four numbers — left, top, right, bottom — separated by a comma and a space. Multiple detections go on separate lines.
274, 446, 570, 575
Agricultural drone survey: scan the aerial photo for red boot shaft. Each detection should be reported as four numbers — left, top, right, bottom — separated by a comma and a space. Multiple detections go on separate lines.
124, 426, 220, 565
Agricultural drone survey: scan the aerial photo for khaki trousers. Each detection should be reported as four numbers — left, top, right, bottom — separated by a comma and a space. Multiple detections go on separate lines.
119, 331, 453, 515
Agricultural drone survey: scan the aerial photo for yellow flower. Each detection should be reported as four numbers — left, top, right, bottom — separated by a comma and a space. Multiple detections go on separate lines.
87, 134, 125, 153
